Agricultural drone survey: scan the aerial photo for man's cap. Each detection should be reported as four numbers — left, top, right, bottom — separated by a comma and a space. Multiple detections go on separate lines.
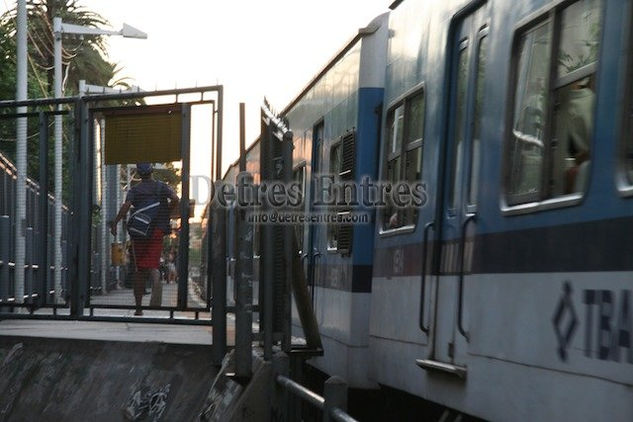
136, 162, 153, 176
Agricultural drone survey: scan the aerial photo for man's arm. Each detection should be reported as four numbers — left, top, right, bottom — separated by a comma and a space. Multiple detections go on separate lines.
110, 201, 132, 236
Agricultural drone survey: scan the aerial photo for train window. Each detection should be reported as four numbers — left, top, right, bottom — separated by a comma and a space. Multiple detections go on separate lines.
382, 90, 425, 231
506, 0, 602, 206
468, 35, 488, 207
449, 46, 469, 211
327, 132, 356, 253
621, 6, 633, 185
507, 21, 551, 203
328, 143, 342, 250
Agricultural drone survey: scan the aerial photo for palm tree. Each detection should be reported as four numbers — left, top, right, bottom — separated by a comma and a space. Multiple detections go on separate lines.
0, 0, 129, 182
1, 0, 128, 98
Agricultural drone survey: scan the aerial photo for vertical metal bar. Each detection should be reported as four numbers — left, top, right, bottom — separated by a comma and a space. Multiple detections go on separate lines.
235, 173, 254, 378
263, 114, 274, 361
14, 0, 27, 307
25, 227, 33, 303
211, 196, 227, 364
235, 102, 253, 378
239, 103, 246, 171
0, 216, 10, 308
215, 87, 223, 181
205, 101, 216, 309
72, 100, 90, 316
211, 102, 216, 183
67, 104, 80, 312
282, 131, 293, 352
38, 112, 49, 306
178, 104, 191, 309
53, 18, 63, 305
99, 119, 107, 294
212, 88, 226, 364
61, 239, 67, 304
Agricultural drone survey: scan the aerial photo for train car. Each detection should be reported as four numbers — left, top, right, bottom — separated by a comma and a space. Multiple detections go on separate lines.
218, 0, 633, 419
281, 12, 389, 388
220, 12, 389, 388
367, 0, 633, 420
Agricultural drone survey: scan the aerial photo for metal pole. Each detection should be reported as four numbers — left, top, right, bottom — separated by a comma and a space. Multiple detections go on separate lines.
215, 86, 223, 181
235, 103, 253, 378
177, 104, 191, 309
38, 112, 49, 306
211, 193, 227, 365
282, 131, 293, 352
262, 115, 274, 361
239, 103, 246, 171
53, 16, 63, 303
210, 102, 216, 184
212, 88, 226, 364
235, 173, 254, 377
71, 100, 90, 316
14, 0, 27, 304
99, 119, 107, 294
81, 80, 107, 296
25, 227, 33, 304
115, 162, 121, 283
1, 216, 10, 308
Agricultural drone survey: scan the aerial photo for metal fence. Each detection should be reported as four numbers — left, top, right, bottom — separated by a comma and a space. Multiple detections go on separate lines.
0, 148, 69, 309
0, 87, 223, 326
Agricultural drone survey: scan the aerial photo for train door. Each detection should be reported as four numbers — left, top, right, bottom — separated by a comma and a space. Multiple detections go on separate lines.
306, 121, 324, 303
424, 3, 488, 373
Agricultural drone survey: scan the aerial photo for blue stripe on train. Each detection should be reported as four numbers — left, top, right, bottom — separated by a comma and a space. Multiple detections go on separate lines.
352, 87, 383, 268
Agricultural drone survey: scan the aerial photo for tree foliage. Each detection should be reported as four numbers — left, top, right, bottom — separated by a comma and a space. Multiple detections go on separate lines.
0, 1, 180, 203
0, 0, 129, 189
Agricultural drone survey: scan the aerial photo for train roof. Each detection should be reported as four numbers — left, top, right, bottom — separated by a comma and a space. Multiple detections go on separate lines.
279, 12, 388, 117
222, 11, 389, 181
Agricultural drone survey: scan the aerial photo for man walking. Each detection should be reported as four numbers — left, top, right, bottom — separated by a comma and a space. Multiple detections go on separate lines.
110, 163, 179, 316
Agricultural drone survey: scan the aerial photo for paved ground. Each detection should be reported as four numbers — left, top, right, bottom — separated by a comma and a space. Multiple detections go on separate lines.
0, 278, 236, 346
0, 319, 214, 345
89, 278, 208, 309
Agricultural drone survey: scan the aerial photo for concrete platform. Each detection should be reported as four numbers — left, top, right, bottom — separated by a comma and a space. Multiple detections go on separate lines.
0, 280, 241, 420
0, 319, 213, 345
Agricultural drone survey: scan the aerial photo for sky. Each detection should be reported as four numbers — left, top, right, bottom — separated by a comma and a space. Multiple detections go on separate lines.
1, 0, 390, 217
71, 0, 390, 178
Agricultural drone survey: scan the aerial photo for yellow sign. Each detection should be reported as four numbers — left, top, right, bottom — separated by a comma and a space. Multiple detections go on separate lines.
104, 104, 182, 164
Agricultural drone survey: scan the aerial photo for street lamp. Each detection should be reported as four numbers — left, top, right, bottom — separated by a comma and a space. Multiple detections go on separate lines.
52, 17, 147, 302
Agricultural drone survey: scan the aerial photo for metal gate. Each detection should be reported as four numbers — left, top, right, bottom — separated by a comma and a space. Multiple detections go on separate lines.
0, 86, 223, 326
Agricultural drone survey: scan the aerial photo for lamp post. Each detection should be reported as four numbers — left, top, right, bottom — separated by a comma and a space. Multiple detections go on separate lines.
52, 18, 146, 302
13, 0, 27, 306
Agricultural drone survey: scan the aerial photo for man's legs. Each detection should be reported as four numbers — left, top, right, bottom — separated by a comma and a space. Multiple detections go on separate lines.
133, 268, 149, 315
149, 268, 162, 307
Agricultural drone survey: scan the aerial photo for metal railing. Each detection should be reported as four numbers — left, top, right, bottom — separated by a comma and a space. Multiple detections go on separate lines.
0, 212, 68, 308
0, 87, 223, 326
276, 374, 358, 422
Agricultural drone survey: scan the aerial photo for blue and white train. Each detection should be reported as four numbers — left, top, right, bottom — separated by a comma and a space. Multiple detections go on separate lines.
220, 0, 633, 419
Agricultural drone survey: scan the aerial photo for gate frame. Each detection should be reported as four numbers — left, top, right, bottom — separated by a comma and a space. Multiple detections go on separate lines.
0, 85, 224, 328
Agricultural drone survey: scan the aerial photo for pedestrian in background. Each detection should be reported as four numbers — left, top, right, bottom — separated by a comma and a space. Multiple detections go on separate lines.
110, 163, 179, 316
